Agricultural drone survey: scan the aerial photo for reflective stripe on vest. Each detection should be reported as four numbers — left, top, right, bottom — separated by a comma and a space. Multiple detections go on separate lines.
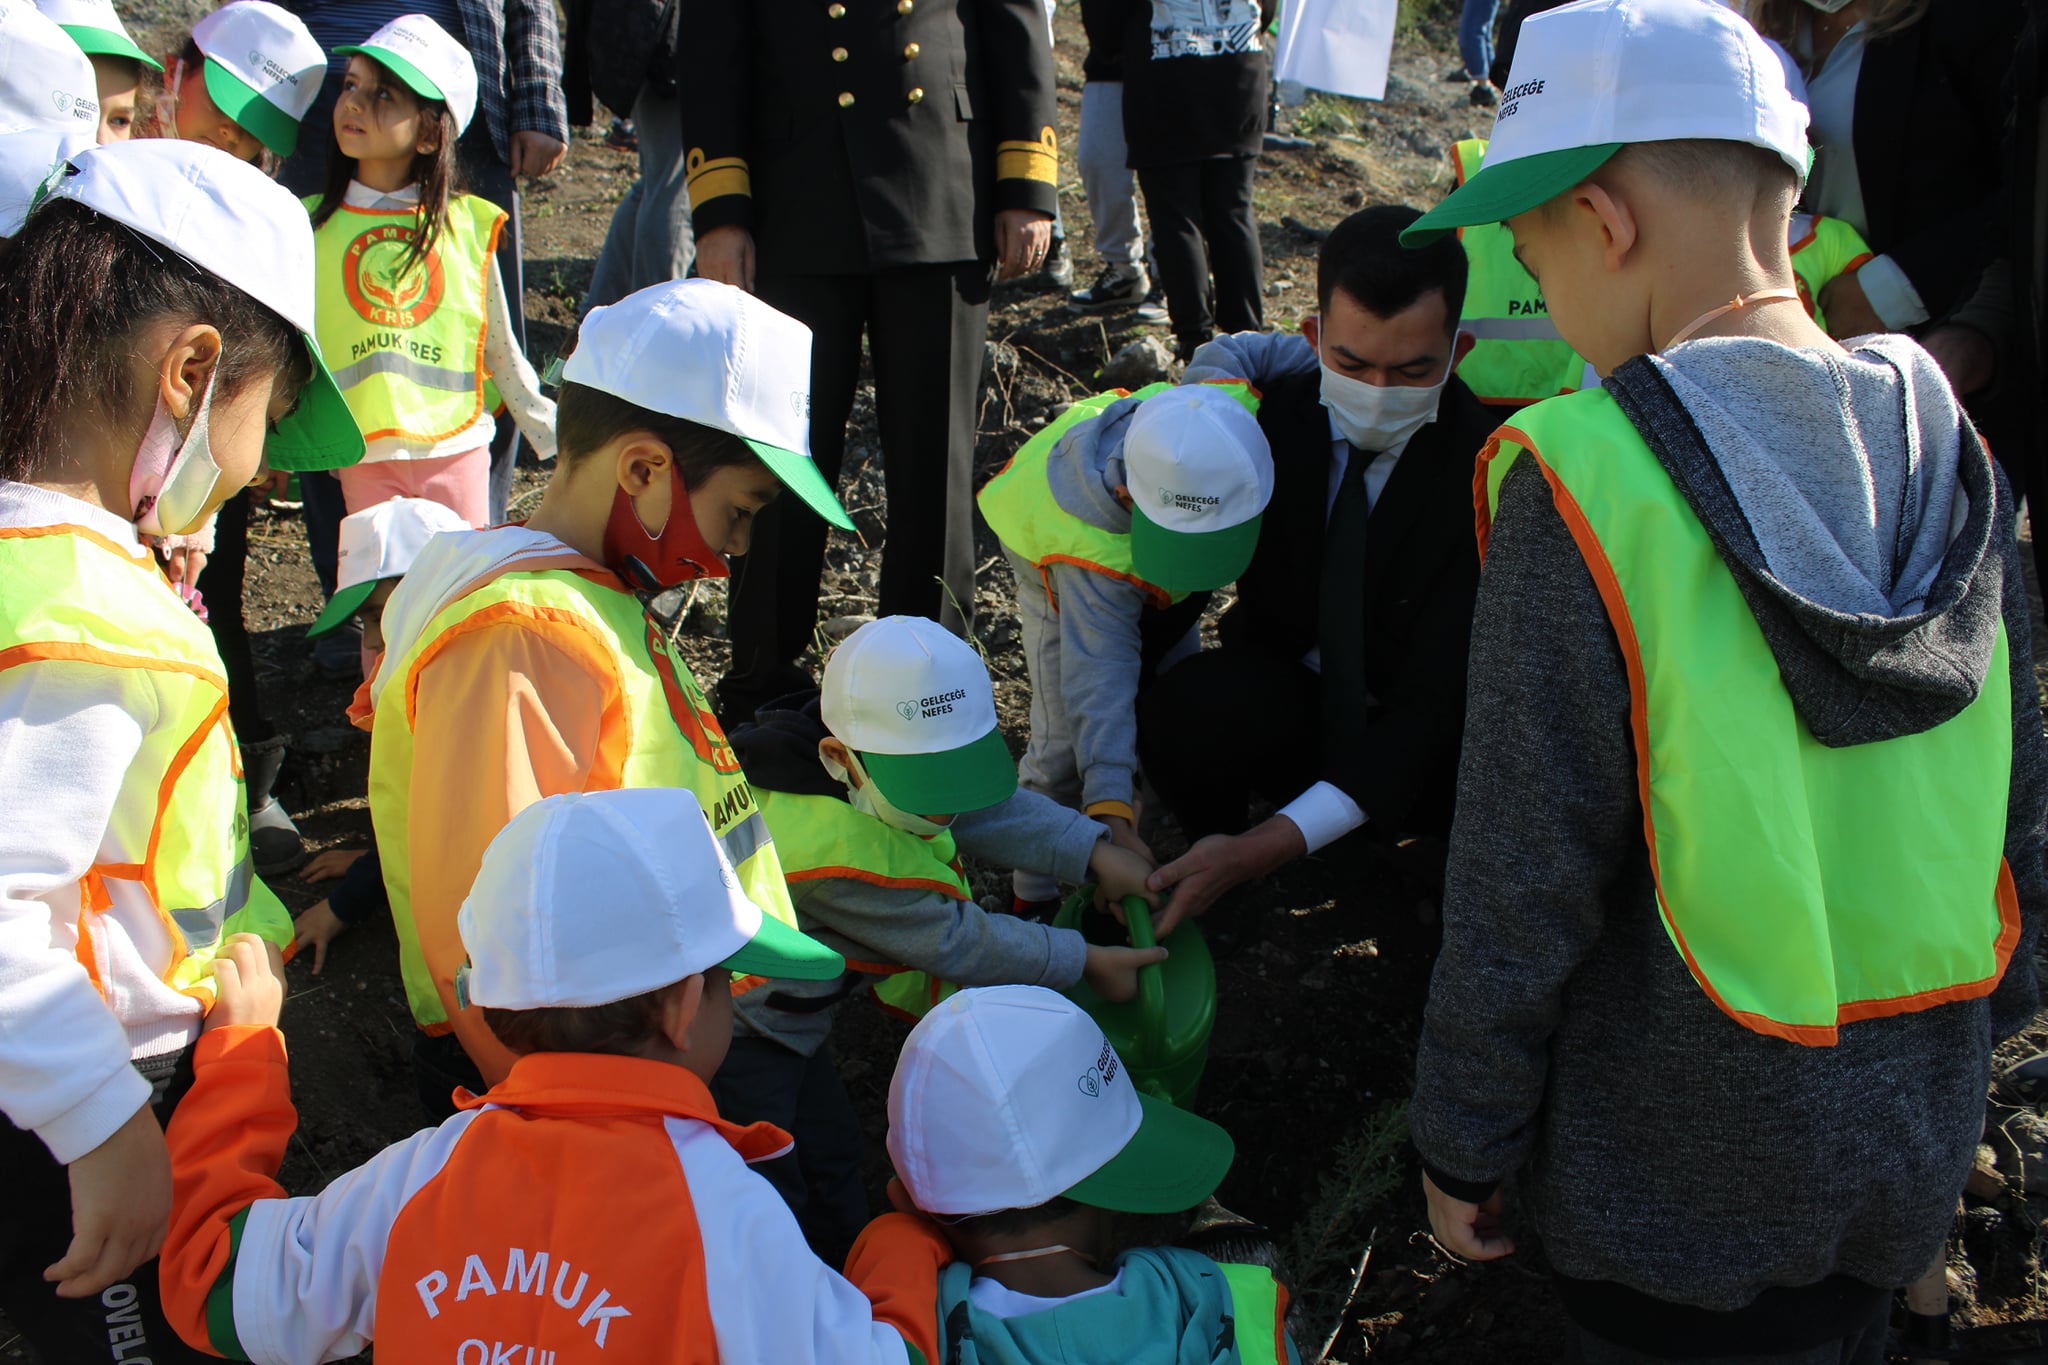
1451, 139, 1586, 408
309, 193, 506, 446
1217, 1262, 1291, 1365
369, 568, 796, 1030
1788, 213, 1875, 333
978, 380, 1260, 610
0, 525, 292, 1004
1477, 390, 2019, 1044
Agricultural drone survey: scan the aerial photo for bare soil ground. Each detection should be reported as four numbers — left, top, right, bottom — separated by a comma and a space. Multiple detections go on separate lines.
14, 5, 2048, 1363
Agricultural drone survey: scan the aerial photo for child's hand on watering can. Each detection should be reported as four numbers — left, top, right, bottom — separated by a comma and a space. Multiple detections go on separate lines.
1083, 943, 1169, 1002
1088, 838, 1158, 921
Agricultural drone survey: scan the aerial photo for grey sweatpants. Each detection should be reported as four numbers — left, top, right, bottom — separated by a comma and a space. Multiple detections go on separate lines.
1077, 81, 1142, 267
583, 85, 694, 314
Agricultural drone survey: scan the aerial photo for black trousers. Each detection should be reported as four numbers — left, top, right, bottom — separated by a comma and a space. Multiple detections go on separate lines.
198, 491, 276, 747
1135, 157, 1264, 359
1138, 645, 1322, 841
0, 1055, 211, 1365
721, 263, 992, 715
709, 1035, 871, 1271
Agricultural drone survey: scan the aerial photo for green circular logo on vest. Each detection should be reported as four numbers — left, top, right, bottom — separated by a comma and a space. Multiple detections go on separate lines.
340, 221, 446, 328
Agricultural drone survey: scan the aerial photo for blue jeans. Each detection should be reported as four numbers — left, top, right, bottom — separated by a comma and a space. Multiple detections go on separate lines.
1459, 0, 1500, 80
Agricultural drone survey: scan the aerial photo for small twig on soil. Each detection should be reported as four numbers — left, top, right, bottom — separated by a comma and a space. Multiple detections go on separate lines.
1316, 1238, 1375, 1365
976, 555, 1000, 576
1012, 341, 1094, 392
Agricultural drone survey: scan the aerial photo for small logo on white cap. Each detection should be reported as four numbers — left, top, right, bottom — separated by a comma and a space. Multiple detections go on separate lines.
1076, 1036, 1119, 1097
897, 688, 966, 721
1158, 488, 1221, 514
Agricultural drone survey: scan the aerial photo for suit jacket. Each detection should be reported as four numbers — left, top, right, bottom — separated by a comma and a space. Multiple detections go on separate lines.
1220, 370, 1498, 835
679, 0, 1059, 273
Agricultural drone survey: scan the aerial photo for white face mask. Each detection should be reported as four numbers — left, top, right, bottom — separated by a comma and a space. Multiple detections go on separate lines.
820, 750, 952, 839
1318, 358, 1449, 453
131, 370, 226, 537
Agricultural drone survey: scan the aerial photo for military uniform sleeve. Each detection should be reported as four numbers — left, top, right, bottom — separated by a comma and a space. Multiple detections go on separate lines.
976, 0, 1060, 216
678, 0, 758, 236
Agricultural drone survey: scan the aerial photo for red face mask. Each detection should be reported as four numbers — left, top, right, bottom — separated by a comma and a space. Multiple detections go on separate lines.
601, 465, 730, 592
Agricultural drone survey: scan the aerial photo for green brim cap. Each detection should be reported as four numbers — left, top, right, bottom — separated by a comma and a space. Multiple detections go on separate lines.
267, 336, 366, 471
1129, 505, 1262, 595
859, 724, 1017, 816
62, 25, 162, 71
746, 439, 855, 532
721, 910, 846, 982
1064, 1091, 1236, 1214
202, 55, 300, 155
333, 42, 443, 104
306, 578, 376, 638
1400, 143, 1623, 246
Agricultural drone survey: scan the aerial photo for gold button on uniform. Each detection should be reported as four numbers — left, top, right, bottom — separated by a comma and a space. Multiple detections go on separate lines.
837, 91, 856, 108
832, 46, 848, 60
827, 2, 844, 15
907, 86, 924, 103
903, 41, 920, 58
897, 0, 912, 12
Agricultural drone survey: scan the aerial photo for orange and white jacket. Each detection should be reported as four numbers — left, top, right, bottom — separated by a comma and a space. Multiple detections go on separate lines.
161, 1026, 949, 1364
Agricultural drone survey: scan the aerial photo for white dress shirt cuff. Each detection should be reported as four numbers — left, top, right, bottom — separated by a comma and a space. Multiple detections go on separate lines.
1278, 780, 1367, 854
1856, 253, 1932, 332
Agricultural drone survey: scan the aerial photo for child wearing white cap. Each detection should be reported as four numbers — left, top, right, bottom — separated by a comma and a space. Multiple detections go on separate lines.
1401, 0, 2048, 1357
0, 138, 361, 1361
978, 382, 1274, 914
304, 13, 552, 526
363, 277, 853, 1112
158, 788, 959, 1363
35, 0, 159, 142
0, 0, 101, 140
719, 613, 1164, 1267
150, 0, 327, 162
862, 985, 1301, 1364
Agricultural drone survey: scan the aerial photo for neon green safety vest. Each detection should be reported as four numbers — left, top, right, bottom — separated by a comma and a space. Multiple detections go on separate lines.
979, 379, 1260, 610
1217, 1261, 1294, 1365
755, 787, 969, 1017
369, 568, 794, 1029
0, 525, 292, 1005
1451, 139, 1586, 408
309, 193, 505, 447
1788, 213, 1874, 333
1479, 390, 2019, 1045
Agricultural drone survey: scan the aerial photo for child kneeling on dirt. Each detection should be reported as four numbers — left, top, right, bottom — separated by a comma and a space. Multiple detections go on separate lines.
721, 613, 1165, 1267
158, 788, 955, 1363
867, 984, 1301, 1364
977, 384, 1273, 914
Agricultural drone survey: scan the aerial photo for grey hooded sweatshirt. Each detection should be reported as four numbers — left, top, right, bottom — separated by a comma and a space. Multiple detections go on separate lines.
1410, 336, 2048, 1333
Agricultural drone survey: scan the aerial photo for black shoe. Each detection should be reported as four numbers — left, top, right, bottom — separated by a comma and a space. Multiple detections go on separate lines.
1070, 261, 1150, 312
1470, 81, 1499, 107
1030, 236, 1074, 290
1133, 281, 1171, 327
240, 737, 307, 877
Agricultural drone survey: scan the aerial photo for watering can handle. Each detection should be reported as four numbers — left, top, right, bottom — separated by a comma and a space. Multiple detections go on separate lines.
1121, 896, 1168, 1071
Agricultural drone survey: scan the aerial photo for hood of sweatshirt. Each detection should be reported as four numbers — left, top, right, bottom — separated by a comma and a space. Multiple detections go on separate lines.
1606, 335, 2007, 748
1044, 396, 1144, 535
933, 1248, 1248, 1365
728, 691, 847, 798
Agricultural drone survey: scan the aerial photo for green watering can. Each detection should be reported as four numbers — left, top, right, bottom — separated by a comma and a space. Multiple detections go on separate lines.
1056, 888, 1216, 1109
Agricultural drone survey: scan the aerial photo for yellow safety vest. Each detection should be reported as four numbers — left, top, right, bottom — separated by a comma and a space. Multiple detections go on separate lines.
1450, 139, 1586, 408
309, 193, 505, 447
369, 567, 795, 1029
978, 380, 1260, 610
1788, 213, 1875, 333
1479, 390, 2018, 1045
0, 524, 291, 1006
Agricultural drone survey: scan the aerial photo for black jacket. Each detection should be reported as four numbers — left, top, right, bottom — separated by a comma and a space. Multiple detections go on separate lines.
1220, 369, 1498, 834
1115, 0, 1270, 167
679, 0, 1059, 272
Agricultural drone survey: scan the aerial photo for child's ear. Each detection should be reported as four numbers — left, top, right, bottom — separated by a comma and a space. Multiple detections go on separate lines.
614, 434, 675, 498
819, 737, 855, 773
658, 973, 707, 1052
1576, 181, 1638, 272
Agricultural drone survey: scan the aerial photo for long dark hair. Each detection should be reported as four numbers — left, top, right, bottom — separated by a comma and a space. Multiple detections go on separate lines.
0, 199, 307, 484
307, 54, 461, 281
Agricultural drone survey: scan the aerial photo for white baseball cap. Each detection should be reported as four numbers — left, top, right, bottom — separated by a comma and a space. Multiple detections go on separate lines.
335, 14, 478, 136
0, 125, 85, 234
820, 615, 1015, 815
307, 497, 469, 637
1403, 0, 1810, 245
46, 139, 364, 468
457, 789, 845, 1013
189, 0, 327, 156
1124, 385, 1273, 595
887, 986, 1235, 1217
35, 0, 159, 71
0, 1, 99, 135
564, 279, 852, 531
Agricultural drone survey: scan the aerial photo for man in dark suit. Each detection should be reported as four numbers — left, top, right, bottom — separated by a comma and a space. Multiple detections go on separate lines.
681, 0, 1060, 722
1135, 205, 1499, 928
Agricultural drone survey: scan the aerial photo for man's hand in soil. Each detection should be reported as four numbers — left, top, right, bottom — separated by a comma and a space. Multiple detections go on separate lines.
45, 1102, 171, 1298
1422, 1172, 1515, 1262
1146, 817, 1306, 936
205, 933, 287, 1033
698, 225, 756, 292
299, 847, 366, 883
1082, 943, 1169, 1003
292, 901, 350, 977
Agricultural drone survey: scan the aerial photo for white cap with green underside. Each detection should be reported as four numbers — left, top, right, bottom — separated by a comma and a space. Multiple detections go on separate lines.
190, 0, 326, 156
334, 13, 478, 136
0, 1, 99, 136
35, 0, 160, 70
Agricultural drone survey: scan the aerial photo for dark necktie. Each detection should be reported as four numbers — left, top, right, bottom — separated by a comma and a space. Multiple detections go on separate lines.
1319, 445, 1377, 758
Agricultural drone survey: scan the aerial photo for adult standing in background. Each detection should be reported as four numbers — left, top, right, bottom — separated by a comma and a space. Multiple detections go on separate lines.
1069, 0, 1150, 311
277, 0, 570, 532
1455, 0, 1500, 104
686, 0, 1059, 723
